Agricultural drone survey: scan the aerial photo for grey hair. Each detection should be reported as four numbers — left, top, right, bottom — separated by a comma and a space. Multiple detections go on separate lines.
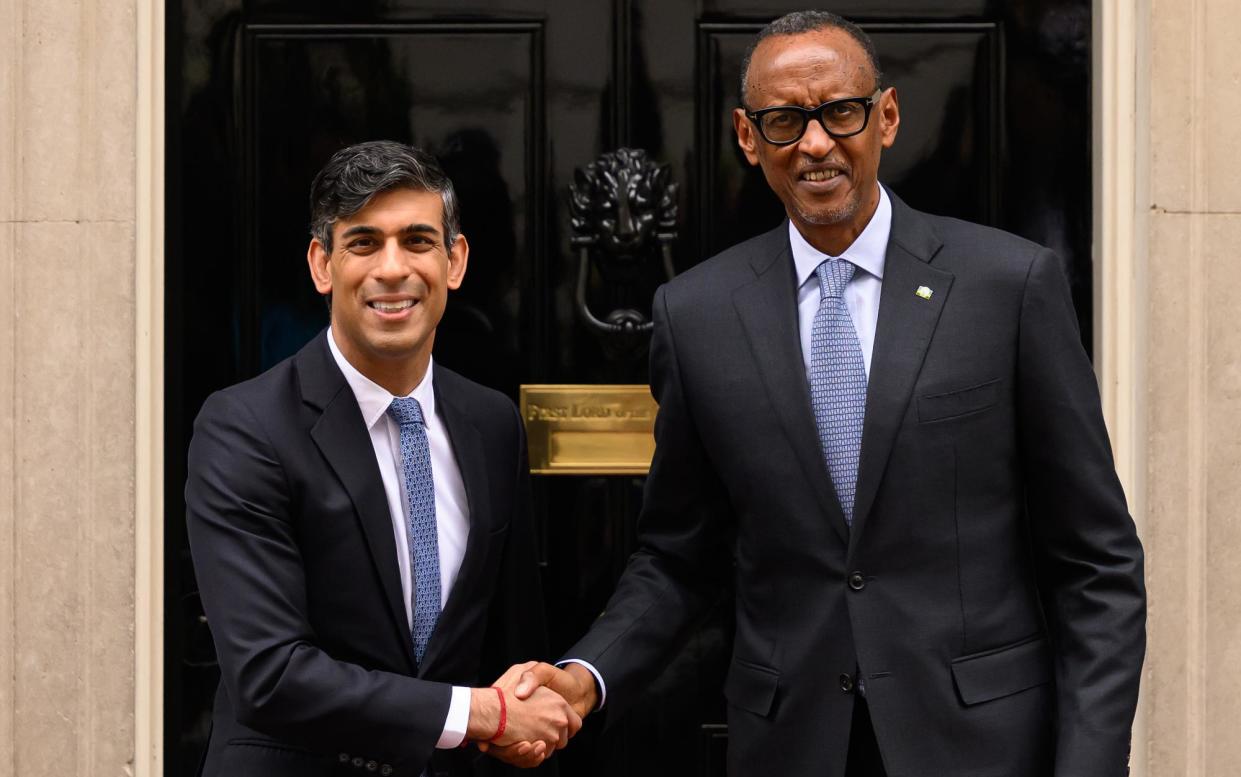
739, 11, 883, 106
309, 140, 460, 254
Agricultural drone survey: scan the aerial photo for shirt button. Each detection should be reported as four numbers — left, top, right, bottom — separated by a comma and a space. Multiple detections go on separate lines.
848, 571, 866, 591
366, 761, 378, 771
840, 672, 855, 693
339, 753, 350, 763
352, 756, 365, 768
381, 766, 394, 777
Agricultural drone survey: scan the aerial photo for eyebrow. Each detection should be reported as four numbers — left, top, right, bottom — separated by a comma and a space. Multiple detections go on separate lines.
339, 223, 441, 240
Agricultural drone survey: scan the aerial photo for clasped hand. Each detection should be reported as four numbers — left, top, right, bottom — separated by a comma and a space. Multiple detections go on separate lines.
476, 662, 597, 767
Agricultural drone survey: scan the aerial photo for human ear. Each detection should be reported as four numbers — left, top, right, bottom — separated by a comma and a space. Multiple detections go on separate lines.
446, 234, 469, 291
879, 87, 900, 149
733, 108, 761, 166
307, 238, 333, 295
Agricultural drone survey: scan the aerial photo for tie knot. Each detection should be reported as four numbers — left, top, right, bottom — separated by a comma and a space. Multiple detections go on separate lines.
387, 396, 426, 427
816, 258, 856, 299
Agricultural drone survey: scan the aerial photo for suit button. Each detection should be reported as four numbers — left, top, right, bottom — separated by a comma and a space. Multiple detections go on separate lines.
848, 571, 866, 591
352, 756, 365, 768
366, 761, 378, 772
339, 753, 350, 763
381, 767, 394, 776
839, 673, 855, 693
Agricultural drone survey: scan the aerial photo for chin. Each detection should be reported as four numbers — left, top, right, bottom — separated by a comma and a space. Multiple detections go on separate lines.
789, 186, 862, 227
796, 199, 860, 227
361, 330, 422, 356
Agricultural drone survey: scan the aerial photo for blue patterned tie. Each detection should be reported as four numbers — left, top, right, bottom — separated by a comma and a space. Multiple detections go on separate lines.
809, 258, 868, 526
387, 397, 441, 664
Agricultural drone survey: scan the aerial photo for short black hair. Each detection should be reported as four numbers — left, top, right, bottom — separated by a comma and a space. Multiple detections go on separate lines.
309, 140, 460, 254
739, 11, 883, 106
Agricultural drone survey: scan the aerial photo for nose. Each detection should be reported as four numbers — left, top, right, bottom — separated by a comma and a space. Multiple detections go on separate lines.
373, 237, 411, 282
797, 116, 836, 159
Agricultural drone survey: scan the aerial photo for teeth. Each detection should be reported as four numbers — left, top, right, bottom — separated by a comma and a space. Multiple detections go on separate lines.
370, 300, 414, 312
803, 169, 841, 182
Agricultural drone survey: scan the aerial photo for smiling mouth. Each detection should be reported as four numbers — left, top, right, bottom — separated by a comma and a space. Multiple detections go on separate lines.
368, 300, 416, 312
801, 169, 843, 182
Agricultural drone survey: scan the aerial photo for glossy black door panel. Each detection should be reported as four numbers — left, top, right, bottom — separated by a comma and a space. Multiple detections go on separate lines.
249, 0, 552, 17
166, 2, 1092, 774
701, 0, 993, 19
245, 25, 543, 384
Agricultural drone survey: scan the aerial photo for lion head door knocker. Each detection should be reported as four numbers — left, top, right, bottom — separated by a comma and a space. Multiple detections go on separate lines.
570, 148, 679, 354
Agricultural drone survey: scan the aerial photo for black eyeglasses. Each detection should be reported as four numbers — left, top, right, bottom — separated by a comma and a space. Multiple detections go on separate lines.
745, 89, 883, 145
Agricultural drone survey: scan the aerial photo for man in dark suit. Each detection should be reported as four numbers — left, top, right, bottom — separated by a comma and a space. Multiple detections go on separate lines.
510, 11, 1146, 777
186, 141, 578, 777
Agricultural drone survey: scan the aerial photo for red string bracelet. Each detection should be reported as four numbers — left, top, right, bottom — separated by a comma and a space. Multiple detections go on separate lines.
489, 686, 507, 743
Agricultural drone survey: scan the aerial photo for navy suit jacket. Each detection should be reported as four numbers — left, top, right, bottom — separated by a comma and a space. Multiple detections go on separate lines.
569, 192, 1146, 777
187, 332, 546, 777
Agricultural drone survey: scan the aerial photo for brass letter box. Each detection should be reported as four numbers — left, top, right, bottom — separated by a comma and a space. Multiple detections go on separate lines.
519, 385, 657, 475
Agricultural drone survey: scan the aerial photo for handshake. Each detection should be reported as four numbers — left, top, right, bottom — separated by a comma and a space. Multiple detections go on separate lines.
465, 661, 600, 768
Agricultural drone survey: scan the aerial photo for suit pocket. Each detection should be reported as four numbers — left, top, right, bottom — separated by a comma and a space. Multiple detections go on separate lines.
950, 634, 1052, 706
917, 378, 1001, 423
723, 658, 780, 717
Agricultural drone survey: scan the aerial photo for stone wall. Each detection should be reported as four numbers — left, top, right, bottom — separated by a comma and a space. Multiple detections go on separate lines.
1143, 0, 1241, 773
0, 0, 138, 772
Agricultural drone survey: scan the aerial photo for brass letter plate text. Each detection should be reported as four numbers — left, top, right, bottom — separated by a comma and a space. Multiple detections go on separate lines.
520, 385, 657, 475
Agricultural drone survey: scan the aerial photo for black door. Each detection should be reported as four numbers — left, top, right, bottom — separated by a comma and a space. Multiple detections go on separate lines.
165, 1, 1092, 774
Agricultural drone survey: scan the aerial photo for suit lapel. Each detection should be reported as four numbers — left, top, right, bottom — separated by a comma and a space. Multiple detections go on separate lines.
297, 333, 419, 674
733, 225, 850, 543
416, 370, 493, 677
848, 194, 953, 556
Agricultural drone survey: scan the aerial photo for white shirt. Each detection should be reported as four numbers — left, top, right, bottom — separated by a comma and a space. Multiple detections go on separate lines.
327, 328, 471, 748
791, 185, 891, 377
567, 188, 893, 709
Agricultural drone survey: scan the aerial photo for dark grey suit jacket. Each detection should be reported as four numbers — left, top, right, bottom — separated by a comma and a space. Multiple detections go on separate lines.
569, 191, 1146, 777
187, 332, 546, 777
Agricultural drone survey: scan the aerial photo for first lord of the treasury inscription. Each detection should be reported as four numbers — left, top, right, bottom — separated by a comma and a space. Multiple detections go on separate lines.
520, 385, 658, 475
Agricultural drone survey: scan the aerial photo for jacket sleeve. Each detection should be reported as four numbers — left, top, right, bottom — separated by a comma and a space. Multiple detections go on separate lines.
564, 284, 735, 720
186, 389, 450, 771
1016, 250, 1147, 777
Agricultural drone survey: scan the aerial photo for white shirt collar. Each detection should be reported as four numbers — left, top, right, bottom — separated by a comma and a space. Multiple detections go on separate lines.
790, 184, 891, 289
325, 327, 436, 429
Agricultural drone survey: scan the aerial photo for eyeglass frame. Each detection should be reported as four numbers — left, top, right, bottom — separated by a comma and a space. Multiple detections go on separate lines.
743, 89, 884, 146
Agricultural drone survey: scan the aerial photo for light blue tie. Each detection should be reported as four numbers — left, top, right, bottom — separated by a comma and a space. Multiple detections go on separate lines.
387, 397, 441, 664
809, 258, 868, 526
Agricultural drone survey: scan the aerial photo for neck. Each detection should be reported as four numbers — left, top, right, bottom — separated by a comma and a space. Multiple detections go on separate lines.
367, 361, 429, 398
793, 186, 881, 257
330, 327, 431, 397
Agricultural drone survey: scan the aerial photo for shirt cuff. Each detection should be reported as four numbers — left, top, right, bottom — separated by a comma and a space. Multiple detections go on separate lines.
435, 686, 471, 749
556, 659, 607, 710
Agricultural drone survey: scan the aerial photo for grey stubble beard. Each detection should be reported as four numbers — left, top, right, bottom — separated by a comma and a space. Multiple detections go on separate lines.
792, 188, 861, 228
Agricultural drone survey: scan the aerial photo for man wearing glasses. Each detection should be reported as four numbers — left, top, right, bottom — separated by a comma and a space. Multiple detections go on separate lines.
507, 11, 1146, 777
